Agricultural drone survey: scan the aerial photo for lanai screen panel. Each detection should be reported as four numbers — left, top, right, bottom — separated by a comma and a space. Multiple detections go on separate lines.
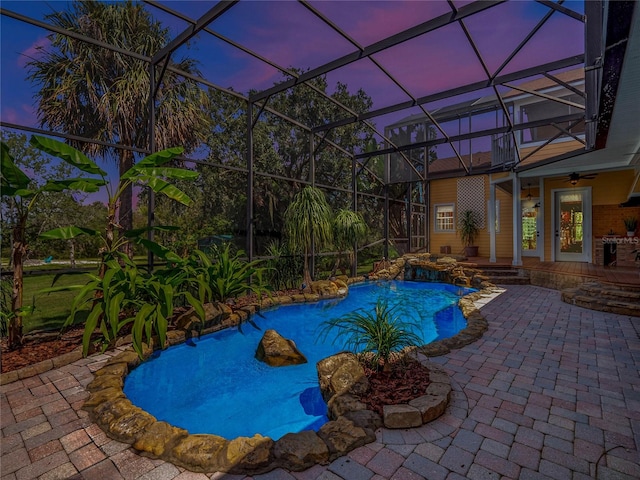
1, 0, 587, 185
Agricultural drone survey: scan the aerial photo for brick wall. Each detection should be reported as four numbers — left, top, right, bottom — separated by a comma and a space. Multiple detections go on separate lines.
593, 205, 640, 237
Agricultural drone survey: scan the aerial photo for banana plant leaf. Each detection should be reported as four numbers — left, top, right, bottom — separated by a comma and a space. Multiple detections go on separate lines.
40, 226, 99, 240
133, 146, 184, 169
43, 178, 106, 193
134, 237, 182, 263
30, 135, 106, 176
1, 143, 31, 188
1, 186, 36, 197
133, 176, 193, 206
130, 167, 199, 180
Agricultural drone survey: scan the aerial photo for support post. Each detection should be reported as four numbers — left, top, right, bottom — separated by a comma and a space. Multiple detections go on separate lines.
512, 175, 522, 266
246, 101, 254, 261
489, 177, 497, 263
352, 155, 358, 277
309, 132, 315, 281
147, 63, 156, 271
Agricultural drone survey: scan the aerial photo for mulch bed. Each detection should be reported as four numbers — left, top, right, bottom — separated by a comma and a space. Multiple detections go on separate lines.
1, 289, 305, 374
359, 360, 431, 415
1, 327, 86, 373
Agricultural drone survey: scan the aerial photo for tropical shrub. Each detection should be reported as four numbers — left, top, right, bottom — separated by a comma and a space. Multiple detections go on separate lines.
30, 136, 204, 358
331, 208, 367, 277
52, 250, 209, 358
319, 298, 423, 371
206, 244, 270, 304
0, 277, 13, 338
264, 241, 303, 290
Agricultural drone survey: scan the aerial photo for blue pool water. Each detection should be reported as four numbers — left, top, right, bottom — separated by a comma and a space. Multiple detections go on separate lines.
124, 281, 473, 440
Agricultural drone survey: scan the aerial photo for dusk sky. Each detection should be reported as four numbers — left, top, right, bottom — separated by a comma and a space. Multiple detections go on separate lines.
0, 0, 586, 186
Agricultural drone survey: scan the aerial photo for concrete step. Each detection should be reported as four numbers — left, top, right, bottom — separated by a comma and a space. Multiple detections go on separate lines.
487, 276, 531, 285
579, 284, 640, 302
482, 269, 523, 277
475, 266, 530, 285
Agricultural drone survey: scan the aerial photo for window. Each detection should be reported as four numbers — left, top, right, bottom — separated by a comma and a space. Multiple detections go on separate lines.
435, 204, 455, 232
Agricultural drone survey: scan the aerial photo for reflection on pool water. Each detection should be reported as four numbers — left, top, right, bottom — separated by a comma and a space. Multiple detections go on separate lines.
124, 281, 474, 440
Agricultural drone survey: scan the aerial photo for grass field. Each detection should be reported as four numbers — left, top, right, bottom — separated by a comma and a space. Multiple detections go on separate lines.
3, 256, 377, 335
18, 272, 90, 333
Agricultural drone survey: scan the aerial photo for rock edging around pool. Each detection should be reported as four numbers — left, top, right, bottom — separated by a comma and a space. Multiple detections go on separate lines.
82, 260, 498, 474
83, 350, 452, 475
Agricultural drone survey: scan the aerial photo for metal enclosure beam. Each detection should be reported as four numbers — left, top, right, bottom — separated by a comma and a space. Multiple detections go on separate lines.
246, 101, 255, 261
250, 0, 505, 102
151, 1, 237, 64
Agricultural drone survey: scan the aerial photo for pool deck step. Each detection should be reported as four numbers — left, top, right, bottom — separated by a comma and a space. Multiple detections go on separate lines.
474, 266, 531, 285
561, 282, 640, 317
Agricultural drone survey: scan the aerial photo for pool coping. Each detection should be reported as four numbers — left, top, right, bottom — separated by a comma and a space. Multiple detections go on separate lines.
79, 271, 501, 474
2, 257, 503, 474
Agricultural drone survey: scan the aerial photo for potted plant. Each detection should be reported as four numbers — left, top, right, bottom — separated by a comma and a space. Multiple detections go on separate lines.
623, 216, 637, 236
458, 209, 480, 257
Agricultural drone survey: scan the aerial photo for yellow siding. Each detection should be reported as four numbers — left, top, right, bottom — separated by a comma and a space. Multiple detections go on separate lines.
496, 187, 514, 258
430, 178, 461, 254
519, 139, 584, 166
427, 169, 637, 262
429, 176, 493, 256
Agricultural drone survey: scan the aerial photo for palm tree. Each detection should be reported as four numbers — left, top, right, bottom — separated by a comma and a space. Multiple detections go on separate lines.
283, 186, 333, 288
331, 208, 367, 277
27, 0, 208, 254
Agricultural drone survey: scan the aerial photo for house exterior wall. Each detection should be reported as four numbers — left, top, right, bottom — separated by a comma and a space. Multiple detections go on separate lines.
496, 186, 514, 258
428, 175, 502, 257
429, 177, 463, 255
542, 169, 638, 262
427, 169, 638, 264
519, 139, 585, 165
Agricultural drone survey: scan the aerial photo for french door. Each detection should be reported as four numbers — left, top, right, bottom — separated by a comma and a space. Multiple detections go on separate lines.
553, 188, 592, 262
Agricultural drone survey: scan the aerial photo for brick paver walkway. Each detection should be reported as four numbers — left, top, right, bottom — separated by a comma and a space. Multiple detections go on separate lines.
2, 285, 639, 479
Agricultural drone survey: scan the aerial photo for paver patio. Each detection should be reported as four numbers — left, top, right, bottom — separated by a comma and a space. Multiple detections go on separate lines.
2, 284, 639, 479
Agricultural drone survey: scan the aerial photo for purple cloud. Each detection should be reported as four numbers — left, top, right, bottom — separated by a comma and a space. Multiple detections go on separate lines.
18, 36, 49, 68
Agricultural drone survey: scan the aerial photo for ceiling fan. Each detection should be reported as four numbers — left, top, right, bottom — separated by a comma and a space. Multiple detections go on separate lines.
566, 172, 597, 185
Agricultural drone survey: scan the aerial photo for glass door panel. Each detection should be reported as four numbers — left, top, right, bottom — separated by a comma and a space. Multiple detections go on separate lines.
555, 189, 591, 262
559, 193, 583, 254
522, 199, 540, 256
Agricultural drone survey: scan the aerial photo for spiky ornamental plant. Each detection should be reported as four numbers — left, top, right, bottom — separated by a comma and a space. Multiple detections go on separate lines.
283, 186, 333, 288
332, 208, 367, 277
320, 298, 423, 372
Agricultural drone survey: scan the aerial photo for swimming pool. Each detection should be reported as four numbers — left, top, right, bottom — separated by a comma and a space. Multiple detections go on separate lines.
123, 280, 473, 440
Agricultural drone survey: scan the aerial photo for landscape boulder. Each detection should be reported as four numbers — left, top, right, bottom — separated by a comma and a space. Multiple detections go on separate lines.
255, 329, 308, 367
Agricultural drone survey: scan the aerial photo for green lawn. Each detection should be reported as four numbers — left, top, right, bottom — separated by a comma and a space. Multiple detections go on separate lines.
7, 257, 376, 335
20, 272, 90, 334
